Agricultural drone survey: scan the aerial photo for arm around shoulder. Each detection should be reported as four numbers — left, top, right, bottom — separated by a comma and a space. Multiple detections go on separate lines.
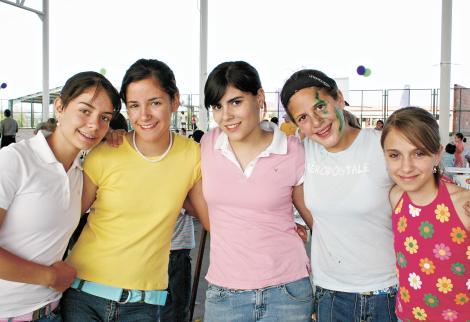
187, 179, 210, 231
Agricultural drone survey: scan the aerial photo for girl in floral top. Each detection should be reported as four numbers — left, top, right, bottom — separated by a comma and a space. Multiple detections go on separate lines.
381, 107, 470, 322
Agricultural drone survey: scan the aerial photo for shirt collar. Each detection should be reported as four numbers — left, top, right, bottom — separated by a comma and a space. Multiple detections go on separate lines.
30, 130, 83, 171
214, 120, 288, 156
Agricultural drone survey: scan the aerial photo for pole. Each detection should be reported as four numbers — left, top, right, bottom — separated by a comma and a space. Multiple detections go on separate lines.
439, 0, 452, 144
189, 228, 207, 321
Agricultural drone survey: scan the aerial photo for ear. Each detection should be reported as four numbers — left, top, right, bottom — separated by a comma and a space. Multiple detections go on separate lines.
54, 97, 64, 117
257, 88, 266, 108
336, 90, 346, 110
171, 92, 180, 113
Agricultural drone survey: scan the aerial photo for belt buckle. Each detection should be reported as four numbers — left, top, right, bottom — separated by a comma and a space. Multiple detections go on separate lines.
118, 289, 131, 304
31, 303, 50, 320
360, 291, 373, 296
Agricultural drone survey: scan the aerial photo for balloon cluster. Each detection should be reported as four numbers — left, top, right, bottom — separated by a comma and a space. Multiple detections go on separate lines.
0, 82, 7, 89
356, 65, 371, 77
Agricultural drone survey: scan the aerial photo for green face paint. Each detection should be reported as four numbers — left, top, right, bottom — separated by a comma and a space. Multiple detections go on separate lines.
335, 107, 345, 132
314, 91, 329, 115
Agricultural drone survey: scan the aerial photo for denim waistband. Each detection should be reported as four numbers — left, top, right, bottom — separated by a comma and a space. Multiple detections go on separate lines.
71, 278, 167, 305
316, 284, 398, 296
0, 300, 59, 322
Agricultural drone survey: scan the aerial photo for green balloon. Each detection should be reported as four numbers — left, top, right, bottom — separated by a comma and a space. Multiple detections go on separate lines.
99, 68, 107, 75
364, 68, 371, 77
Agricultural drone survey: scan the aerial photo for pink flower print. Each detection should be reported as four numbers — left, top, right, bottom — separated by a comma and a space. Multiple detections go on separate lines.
433, 243, 452, 260
442, 309, 458, 321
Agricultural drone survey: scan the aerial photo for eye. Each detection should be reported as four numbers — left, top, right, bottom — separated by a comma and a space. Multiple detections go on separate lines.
127, 103, 139, 109
314, 103, 327, 111
79, 108, 91, 115
101, 115, 112, 123
388, 152, 399, 159
210, 104, 222, 111
151, 101, 161, 107
231, 99, 242, 106
297, 114, 307, 123
415, 150, 426, 157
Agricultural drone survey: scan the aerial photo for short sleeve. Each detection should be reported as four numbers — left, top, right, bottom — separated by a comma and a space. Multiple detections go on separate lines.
290, 137, 305, 186
191, 142, 202, 187
0, 148, 21, 210
83, 146, 105, 186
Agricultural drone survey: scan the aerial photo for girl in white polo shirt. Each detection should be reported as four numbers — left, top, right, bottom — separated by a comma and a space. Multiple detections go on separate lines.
0, 71, 121, 321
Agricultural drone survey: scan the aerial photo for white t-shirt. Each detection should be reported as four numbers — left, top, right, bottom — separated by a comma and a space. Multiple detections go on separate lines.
0, 131, 82, 317
304, 129, 397, 292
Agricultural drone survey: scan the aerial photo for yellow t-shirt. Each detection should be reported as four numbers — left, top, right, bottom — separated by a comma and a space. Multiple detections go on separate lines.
66, 134, 201, 290
280, 121, 297, 136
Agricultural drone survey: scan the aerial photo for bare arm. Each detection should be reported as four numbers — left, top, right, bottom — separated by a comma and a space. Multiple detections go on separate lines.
389, 184, 403, 210
446, 182, 470, 231
187, 180, 210, 231
0, 208, 76, 292
292, 184, 313, 229
82, 173, 98, 213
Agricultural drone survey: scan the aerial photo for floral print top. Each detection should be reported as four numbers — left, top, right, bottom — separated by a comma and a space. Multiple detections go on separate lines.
393, 180, 470, 322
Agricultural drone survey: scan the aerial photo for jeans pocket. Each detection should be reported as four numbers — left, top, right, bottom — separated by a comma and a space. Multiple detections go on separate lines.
281, 278, 314, 302
206, 284, 228, 303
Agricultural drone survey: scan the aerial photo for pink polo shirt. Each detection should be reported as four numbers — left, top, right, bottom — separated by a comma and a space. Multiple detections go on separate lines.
201, 124, 310, 289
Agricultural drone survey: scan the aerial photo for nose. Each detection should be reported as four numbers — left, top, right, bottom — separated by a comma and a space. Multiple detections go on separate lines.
139, 105, 152, 121
87, 115, 100, 130
401, 156, 413, 173
310, 111, 323, 128
221, 105, 233, 121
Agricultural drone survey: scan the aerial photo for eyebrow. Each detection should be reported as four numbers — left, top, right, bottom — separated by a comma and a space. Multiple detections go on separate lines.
226, 96, 243, 104
126, 97, 162, 104
79, 102, 113, 114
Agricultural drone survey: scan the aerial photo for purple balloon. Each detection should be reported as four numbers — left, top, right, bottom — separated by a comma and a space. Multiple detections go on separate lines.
356, 66, 365, 75
0, 83, 6, 89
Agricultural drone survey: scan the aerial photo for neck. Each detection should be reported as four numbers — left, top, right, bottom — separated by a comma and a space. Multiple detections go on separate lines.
229, 126, 268, 151
326, 124, 360, 153
47, 131, 79, 172
131, 131, 171, 157
407, 178, 439, 206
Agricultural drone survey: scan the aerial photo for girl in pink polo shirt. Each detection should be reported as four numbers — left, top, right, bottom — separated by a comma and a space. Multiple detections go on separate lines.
201, 61, 313, 321
381, 107, 470, 321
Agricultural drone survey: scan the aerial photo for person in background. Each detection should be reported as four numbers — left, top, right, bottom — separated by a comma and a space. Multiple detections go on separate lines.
454, 132, 465, 167
0, 109, 18, 148
281, 69, 397, 322
381, 107, 470, 322
161, 131, 204, 322
0, 71, 120, 321
34, 122, 49, 135
441, 143, 456, 169
279, 113, 297, 136
46, 118, 57, 132
375, 119, 384, 131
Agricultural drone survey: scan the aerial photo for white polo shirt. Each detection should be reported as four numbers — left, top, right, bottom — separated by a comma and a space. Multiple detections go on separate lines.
0, 131, 82, 318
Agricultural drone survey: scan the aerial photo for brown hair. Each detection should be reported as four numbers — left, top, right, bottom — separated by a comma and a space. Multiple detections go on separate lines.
381, 107, 441, 183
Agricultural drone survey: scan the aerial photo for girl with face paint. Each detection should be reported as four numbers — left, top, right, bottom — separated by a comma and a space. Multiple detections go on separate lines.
281, 69, 398, 322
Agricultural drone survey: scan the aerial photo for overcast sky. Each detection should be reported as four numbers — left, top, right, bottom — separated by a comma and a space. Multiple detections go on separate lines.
0, 0, 469, 101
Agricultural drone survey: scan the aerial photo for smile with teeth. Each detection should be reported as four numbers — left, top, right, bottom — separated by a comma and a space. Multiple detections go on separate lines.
315, 124, 331, 137
139, 123, 157, 129
78, 130, 97, 140
225, 123, 240, 130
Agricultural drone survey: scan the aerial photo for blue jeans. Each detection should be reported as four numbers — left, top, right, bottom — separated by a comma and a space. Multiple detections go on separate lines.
60, 288, 160, 322
160, 249, 192, 322
204, 277, 313, 322
313, 285, 398, 322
